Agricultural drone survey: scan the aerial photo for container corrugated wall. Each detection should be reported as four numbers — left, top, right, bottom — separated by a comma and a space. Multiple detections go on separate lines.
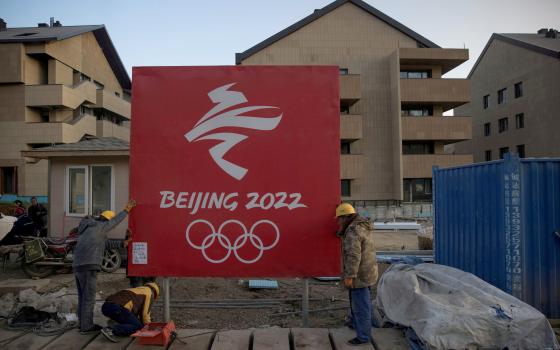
434, 154, 560, 318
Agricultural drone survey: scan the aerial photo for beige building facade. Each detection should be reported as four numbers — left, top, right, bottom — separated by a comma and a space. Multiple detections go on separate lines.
0, 20, 131, 196
236, 0, 472, 202
453, 30, 560, 162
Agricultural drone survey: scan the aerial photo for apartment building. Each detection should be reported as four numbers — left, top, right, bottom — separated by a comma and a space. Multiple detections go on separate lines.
236, 0, 472, 202
0, 19, 131, 196
453, 29, 560, 162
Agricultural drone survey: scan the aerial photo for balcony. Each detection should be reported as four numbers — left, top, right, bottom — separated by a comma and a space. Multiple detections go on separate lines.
94, 90, 131, 119
340, 154, 363, 179
401, 116, 471, 142
400, 79, 469, 111
402, 154, 473, 178
399, 48, 468, 74
25, 81, 97, 109
22, 114, 97, 144
340, 74, 361, 105
96, 120, 130, 141
340, 114, 362, 140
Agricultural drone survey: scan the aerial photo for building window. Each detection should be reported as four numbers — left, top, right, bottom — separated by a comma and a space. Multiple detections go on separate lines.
402, 141, 434, 155
66, 165, 113, 216
498, 117, 508, 133
499, 147, 510, 159
400, 70, 431, 79
485, 150, 492, 161
340, 105, 350, 114
0, 167, 17, 194
341, 141, 351, 155
339, 68, 349, 75
515, 113, 524, 129
401, 106, 433, 117
484, 123, 491, 136
341, 180, 351, 197
498, 88, 507, 104
516, 144, 525, 158
514, 82, 523, 98
483, 95, 489, 109
403, 178, 432, 202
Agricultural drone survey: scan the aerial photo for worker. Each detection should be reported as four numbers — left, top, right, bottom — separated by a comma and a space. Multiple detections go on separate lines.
335, 202, 378, 346
13, 200, 25, 217
73, 199, 136, 334
100, 280, 159, 343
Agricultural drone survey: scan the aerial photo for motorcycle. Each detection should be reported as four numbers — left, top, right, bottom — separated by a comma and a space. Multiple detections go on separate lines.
20, 230, 122, 278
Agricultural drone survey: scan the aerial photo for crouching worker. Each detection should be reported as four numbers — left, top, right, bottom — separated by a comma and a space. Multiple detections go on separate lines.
100, 280, 159, 342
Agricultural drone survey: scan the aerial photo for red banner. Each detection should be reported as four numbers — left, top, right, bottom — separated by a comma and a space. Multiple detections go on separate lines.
129, 66, 340, 277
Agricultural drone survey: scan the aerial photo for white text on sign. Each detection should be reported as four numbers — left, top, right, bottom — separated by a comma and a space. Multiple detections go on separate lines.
159, 191, 307, 215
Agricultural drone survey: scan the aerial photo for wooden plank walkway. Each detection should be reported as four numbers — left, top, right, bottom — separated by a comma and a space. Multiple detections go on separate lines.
0, 326, 409, 350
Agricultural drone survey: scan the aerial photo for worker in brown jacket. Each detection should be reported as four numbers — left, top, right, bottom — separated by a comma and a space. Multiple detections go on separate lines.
100, 280, 159, 342
335, 203, 378, 346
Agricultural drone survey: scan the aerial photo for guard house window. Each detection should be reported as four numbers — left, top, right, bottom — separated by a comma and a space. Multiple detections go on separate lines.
498, 117, 508, 133
400, 70, 431, 79
514, 82, 523, 98
483, 95, 489, 109
498, 88, 507, 104
516, 144, 525, 158
515, 113, 524, 129
0, 167, 17, 194
339, 68, 349, 75
403, 178, 432, 202
401, 106, 433, 117
485, 150, 492, 161
499, 147, 510, 159
484, 123, 491, 136
341, 141, 351, 154
341, 180, 351, 197
67, 165, 113, 216
402, 141, 434, 155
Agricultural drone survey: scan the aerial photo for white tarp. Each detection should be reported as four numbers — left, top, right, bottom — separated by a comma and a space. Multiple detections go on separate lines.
0, 214, 17, 242
376, 263, 559, 350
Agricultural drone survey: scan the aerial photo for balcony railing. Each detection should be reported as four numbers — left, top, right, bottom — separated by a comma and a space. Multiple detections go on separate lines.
402, 154, 473, 178
399, 48, 469, 74
22, 114, 97, 144
25, 81, 97, 109
340, 114, 362, 140
340, 74, 361, 104
96, 120, 130, 141
401, 116, 471, 142
94, 90, 131, 119
400, 78, 469, 110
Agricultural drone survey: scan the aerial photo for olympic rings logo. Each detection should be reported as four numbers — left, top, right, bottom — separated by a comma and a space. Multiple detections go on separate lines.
185, 219, 280, 264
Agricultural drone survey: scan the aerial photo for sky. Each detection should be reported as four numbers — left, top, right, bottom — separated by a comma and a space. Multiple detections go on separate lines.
1, 0, 559, 78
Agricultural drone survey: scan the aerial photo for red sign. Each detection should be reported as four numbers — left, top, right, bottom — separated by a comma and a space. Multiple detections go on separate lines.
129, 66, 340, 277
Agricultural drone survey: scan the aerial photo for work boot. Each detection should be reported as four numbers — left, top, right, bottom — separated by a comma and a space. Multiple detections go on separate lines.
347, 337, 370, 346
79, 324, 103, 335
101, 327, 118, 343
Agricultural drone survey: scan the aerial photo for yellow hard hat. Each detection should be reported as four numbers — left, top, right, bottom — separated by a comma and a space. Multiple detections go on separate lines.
100, 210, 116, 220
146, 282, 159, 298
335, 203, 356, 218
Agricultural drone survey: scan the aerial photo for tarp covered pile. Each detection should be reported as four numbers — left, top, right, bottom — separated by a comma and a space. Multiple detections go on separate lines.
376, 263, 559, 350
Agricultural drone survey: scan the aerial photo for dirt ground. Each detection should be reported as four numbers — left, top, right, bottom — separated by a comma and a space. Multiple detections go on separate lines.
0, 229, 424, 330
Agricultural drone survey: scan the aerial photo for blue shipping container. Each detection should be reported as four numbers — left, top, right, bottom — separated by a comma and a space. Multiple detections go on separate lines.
433, 154, 560, 318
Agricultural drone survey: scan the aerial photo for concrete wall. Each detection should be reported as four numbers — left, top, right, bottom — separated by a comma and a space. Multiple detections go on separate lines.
0, 44, 24, 83
454, 38, 560, 161
48, 156, 129, 238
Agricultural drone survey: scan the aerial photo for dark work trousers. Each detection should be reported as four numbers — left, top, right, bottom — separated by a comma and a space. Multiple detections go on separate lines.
75, 270, 98, 331
349, 287, 373, 342
101, 302, 143, 336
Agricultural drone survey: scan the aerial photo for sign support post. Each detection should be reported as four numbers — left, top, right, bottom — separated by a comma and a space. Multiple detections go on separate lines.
163, 277, 170, 322
302, 279, 309, 326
